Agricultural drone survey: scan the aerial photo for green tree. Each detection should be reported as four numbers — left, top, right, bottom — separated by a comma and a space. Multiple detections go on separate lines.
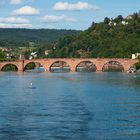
25, 62, 36, 70
114, 15, 123, 23
104, 17, 110, 24
0, 49, 6, 58
2, 64, 17, 71
137, 55, 140, 61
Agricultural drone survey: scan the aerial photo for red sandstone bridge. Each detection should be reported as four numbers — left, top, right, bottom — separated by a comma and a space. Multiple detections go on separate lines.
0, 58, 138, 72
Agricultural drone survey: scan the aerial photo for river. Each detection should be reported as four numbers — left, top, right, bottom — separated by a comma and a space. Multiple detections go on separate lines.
0, 72, 139, 140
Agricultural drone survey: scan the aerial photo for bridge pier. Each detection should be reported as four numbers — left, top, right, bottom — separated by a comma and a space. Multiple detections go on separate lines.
70, 67, 76, 72
18, 60, 24, 71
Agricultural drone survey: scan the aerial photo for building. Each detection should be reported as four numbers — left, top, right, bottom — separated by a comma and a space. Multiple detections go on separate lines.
126, 15, 133, 20
132, 53, 140, 59
122, 21, 128, 25
45, 50, 50, 56
29, 52, 37, 60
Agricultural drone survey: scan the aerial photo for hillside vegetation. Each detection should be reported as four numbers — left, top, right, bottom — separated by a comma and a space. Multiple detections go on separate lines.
0, 29, 78, 47
48, 12, 140, 58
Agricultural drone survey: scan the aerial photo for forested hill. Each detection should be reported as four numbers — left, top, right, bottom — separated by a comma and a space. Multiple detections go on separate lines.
0, 28, 78, 46
48, 12, 140, 58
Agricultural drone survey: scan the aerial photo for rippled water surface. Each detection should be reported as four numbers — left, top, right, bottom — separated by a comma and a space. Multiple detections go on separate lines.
0, 72, 140, 140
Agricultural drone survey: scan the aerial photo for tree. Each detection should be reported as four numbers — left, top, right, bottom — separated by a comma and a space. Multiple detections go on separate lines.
104, 17, 110, 24
0, 49, 6, 58
133, 12, 138, 20
24, 51, 31, 59
137, 55, 140, 63
114, 15, 123, 23
117, 15, 123, 21
134, 62, 140, 70
2, 64, 17, 71
133, 55, 140, 70
25, 62, 36, 70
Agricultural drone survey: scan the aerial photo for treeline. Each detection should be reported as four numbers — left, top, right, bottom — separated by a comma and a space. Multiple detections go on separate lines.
0, 28, 79, 47
47, 12, 140, 58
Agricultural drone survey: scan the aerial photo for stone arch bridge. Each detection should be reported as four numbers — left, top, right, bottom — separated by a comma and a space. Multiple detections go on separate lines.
0, 58, 138, 72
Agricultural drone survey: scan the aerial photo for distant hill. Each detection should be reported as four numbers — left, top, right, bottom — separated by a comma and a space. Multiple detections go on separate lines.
0, 28, 79, 47
48, 12, 140, 58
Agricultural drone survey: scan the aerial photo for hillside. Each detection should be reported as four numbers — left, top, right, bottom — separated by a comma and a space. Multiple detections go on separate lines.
0, 28, 79, 47
48, 12, 140, 58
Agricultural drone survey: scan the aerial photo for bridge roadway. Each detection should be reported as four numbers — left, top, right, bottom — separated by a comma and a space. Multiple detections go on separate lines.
0, 58, 138, 72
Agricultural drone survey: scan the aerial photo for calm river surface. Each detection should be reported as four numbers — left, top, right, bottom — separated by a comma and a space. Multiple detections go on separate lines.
0, 72, 140, 140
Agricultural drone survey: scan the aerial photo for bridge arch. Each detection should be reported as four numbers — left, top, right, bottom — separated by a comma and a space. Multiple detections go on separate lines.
133, 62, 140, 70
127, 61, 140, 73
102, 60, 124, 72
24, 61, 45, 71
49, 60, 71, 73
1, 63, 18, 72
76, 61, 97, 72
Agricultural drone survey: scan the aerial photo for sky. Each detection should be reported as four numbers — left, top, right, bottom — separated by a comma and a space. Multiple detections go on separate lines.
0, 0, 140, 30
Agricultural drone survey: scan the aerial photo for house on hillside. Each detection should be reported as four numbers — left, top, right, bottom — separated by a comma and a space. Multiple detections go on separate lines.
122, 21, 128, 25
29, 52, 37, 60
109, 21, 117, 26
45, 50, 50, 56
132, 53, 140, 59
126, 15, 133, 20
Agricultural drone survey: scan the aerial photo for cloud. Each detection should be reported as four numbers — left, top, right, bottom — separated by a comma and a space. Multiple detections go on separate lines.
10, 0, 22, 5
0, 16, 32, 28
10, 0, 34, 5
0, 17, 29, 24
0, 23, 32, 28
43, 15, 76, 23
53, 1, 98, 11
12, 6, 40, 16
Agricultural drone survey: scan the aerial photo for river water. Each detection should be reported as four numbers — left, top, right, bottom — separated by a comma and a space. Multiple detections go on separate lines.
0, 72, 139, 140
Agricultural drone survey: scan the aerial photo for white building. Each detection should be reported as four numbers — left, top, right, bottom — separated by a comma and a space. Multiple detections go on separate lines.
29, 52, 37, 60
122, 21, 128, 25
45, 50, 50, 56
132, 53, 140, 59
109, 21, 117, 26
114, 23, 117, 26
